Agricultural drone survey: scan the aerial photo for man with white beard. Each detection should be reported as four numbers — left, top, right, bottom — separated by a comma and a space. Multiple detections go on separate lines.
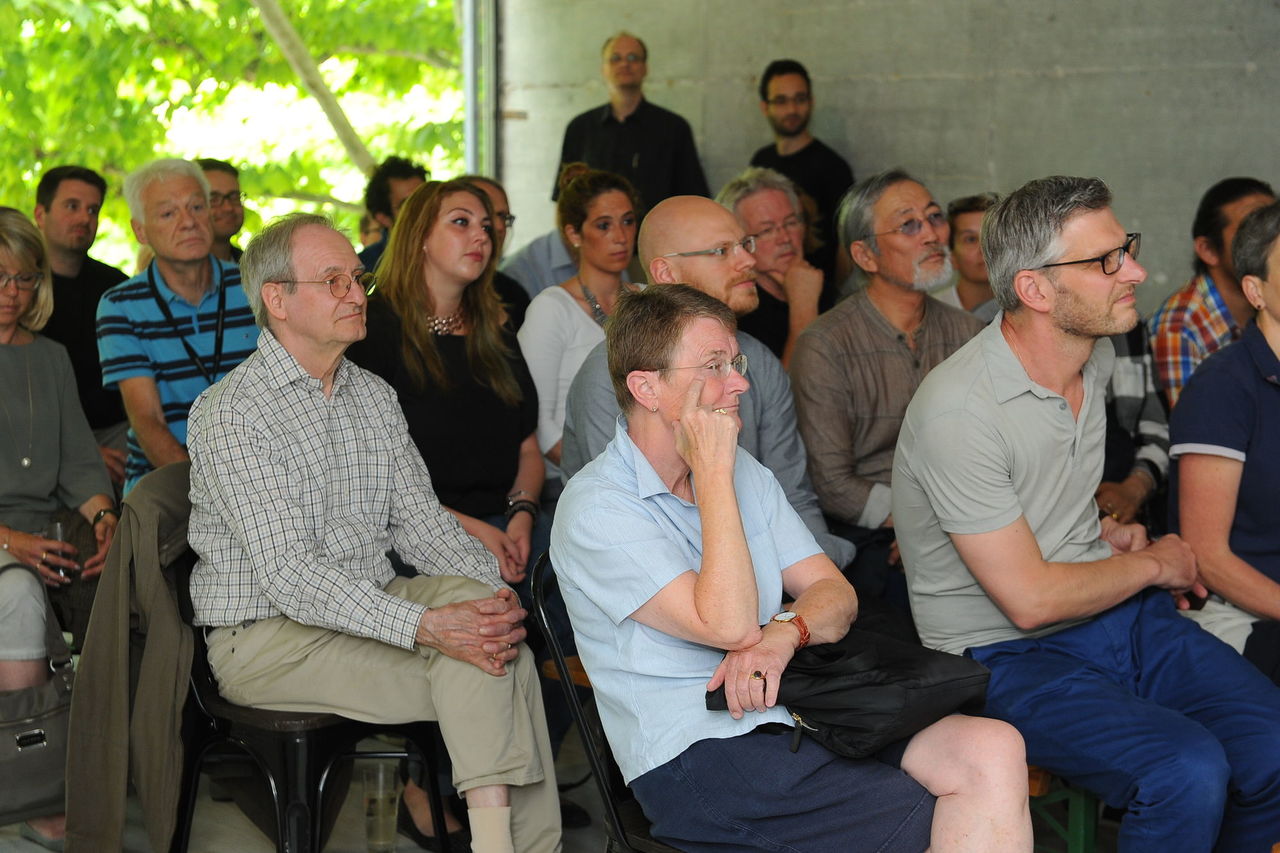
790, 169, 985, 619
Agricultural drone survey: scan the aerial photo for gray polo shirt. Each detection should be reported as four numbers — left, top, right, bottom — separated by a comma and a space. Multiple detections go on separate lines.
892, 316, 1114, 655
561, 332, 855, 569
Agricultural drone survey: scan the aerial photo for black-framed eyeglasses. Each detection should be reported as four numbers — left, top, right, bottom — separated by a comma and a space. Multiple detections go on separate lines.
869, 211, 947, 239
766, 93, 810, 108
753, 216, 804, 243
496, 213, 516, 228
278, 272, 375, 299
209, 191, 244, 207
1036, 233, 1141, 276
662, 235, 757, 260
660, 352, 749, 380
0, 272, 40, 292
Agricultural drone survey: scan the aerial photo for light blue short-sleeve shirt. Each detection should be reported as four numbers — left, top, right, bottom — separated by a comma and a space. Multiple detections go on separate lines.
551, 419, 821, 783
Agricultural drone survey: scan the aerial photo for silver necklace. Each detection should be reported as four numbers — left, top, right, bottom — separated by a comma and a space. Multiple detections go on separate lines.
0, 342, 33, 468
577, 275, 610, 328
426, 310, 464, 335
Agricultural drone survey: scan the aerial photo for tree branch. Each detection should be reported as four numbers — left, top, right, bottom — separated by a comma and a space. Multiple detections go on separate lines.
332, 44, 454, 69
265, 190, 364, 211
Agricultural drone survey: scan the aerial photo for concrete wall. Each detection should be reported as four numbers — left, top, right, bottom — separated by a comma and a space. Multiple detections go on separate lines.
497, 0, 1280, 313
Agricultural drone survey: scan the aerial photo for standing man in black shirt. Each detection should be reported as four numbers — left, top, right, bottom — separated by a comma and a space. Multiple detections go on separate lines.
34, 165, 129, 485
750, 59, 855, 280
554, 32, 709, 212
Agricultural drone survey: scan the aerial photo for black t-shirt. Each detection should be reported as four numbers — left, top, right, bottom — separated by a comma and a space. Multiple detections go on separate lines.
493, 270, 530, 332
347, 298, 538, 518
41, 256, 128, 429
751, 138, 855, 282
737, 285, 790, 361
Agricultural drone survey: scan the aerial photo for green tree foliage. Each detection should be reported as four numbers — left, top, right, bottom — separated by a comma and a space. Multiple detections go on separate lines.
0, 0, 462, 265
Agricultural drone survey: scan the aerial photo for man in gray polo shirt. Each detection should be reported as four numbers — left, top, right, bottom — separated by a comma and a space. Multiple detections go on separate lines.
892, 175, 1280, 850
560, 195, 854, 569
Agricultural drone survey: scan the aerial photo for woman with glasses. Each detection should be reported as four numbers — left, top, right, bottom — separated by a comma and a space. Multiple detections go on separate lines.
346, 180, 552, 846
0, 207, 117, 850
517, 169, 639, 490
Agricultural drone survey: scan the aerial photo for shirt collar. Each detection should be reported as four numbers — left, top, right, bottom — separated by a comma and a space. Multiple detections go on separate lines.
150, 255, 224, 305
608, 416, 677, 500
595, 97, 647, 125
982, 312, 1113, 404
256, 327, 353, 394
1243, 320, 1280, 384
1198, 272, 1238, 333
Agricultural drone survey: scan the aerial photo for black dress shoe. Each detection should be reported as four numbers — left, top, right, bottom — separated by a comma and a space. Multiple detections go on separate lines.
397, 794, 472, 852
560, 796, 592, 829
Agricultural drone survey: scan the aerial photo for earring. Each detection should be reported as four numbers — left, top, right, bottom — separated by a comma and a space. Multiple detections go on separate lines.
650, 405, 658, 413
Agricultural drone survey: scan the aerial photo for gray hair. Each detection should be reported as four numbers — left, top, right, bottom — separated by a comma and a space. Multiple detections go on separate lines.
716, 167, 801, 221
123, 158, 210, 223
1232, 200, 1280, 283
240, 212, 335, 327
834, 167, 920, 285
982, 176, 1112, 313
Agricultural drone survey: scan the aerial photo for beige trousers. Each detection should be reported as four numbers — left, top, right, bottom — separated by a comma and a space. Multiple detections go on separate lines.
206, 574, 561, 852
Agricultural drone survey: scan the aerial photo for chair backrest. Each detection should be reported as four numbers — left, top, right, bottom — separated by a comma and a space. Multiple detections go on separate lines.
530, 553, 638, 849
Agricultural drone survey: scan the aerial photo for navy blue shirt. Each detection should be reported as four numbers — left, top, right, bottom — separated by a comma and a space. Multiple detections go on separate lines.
1169, 321, 1280, 583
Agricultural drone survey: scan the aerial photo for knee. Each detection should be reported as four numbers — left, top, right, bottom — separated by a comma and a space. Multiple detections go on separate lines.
0, 569, 46, 655
1134, 742, 1230, 819
904, 715, 1028, 797
396, 574, 496, 608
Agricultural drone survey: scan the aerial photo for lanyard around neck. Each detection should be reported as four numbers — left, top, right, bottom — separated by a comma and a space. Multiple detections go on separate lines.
146, 260, 227, 387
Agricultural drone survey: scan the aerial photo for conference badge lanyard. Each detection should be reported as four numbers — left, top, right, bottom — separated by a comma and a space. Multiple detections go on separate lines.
146, 260, 227, 388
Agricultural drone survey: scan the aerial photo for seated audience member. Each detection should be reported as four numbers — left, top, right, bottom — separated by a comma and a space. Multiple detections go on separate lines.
560, 195, 854, 570
930, 192, 1000, 321
33, 165, 129, 485
0, 207, 118, 850
1170, 200, 1280, 683
358, 212, 382, 247
1099, 323, 1169, 532
1149, 177, 1275, 406
791, 169, 982, 612
187, 212, 560, 853
461, 174, 530, 330
198, 158, 245, 263
554, 32, 709, 213
716, 167, 823, 365
518, 169, 639, 488
551, 284, 1031, 852
893, 175, 1280, 850
750, 59, 854, 282
358, 155, 428, 272
96, 158, 256, 492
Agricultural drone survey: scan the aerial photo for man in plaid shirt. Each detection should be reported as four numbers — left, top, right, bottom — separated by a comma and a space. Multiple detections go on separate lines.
186, 213, 561, 853
1148, 178, 1273, 407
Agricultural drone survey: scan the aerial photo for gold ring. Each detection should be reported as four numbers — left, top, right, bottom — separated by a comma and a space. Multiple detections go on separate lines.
713, 408, 728, 415
750, 671, 764, 680
41, 550, 46, 563
1110, 513, 1119, 520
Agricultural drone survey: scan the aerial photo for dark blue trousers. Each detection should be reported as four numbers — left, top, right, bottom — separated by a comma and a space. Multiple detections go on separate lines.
631, 726, 933, 852
970, 589, 1280, 852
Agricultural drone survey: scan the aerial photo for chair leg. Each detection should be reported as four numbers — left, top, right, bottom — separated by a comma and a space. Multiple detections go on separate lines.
402, 723, 455, 853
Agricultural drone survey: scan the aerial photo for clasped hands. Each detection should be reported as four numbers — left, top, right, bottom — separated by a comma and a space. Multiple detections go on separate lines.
706, 626, 797, 720
416, 586, 527, 676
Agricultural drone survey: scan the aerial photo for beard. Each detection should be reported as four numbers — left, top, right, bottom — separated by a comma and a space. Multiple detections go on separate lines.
911, 252, 954, 292
1050, 280, 1139, 338
768, 113, 810, 139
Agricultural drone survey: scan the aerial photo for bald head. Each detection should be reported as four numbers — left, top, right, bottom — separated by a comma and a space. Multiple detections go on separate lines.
640, 195, 760, 316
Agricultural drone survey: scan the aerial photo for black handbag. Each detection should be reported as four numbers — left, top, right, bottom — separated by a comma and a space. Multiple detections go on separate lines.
706, 626, 990, 759
0, 565, 73, 824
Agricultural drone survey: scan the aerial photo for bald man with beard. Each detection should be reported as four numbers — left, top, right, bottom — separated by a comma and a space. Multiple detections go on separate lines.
560, 195, 854, 569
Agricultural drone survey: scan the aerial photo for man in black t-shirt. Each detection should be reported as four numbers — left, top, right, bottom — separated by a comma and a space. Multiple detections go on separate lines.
34, 165, 129, 485
750, 59, 855, 279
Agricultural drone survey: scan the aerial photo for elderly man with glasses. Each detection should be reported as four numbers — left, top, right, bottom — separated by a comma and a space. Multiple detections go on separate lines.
186, 213, 561, 853
790, 169, 985, 627
560, 194, 855, 572
892, 175, 1280, 850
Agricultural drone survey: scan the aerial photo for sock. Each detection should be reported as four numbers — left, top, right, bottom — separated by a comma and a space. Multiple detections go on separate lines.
468, 805, 514, 853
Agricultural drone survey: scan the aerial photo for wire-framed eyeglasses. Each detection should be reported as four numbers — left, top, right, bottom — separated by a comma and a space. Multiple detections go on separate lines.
660, 352, 749, 380
278, 271, 376, 299
1036, 233, 1141, 276
661, 235, 757, 260
868, 211, 948, 239
0, 272, 40, 292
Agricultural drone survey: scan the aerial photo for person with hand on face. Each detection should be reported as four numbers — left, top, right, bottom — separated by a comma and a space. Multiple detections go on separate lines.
717, 166, 823, 366
0, 207, 117, 851
518, 169, 639, 487
188, 211, 559, 853
552, 284, 1032, 853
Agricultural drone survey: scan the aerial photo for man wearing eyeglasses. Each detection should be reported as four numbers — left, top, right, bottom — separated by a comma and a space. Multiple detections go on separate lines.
198, 158, 245, 263
186, 213, 562, 853
96, 158, 257, 493
750, 59, 854, 279
893, 175, 1280, 850
554, 32, 709, 212
561, 194, 856, 572
791, 169, 984, 625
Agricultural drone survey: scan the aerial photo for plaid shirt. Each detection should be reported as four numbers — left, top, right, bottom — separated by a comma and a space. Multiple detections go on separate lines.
187, 329, 503, 648
1147, 272, 1241, 407
1106, 326, 1169, 487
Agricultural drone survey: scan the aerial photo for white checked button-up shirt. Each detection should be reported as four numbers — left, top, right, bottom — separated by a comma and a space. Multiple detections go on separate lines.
188, 329, 503, 649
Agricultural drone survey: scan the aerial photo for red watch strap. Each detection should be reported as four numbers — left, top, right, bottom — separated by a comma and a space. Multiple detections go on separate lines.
791, 613, 810, 648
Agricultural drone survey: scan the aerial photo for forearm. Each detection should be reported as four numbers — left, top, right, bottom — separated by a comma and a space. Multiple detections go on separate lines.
511, 436, 545, 500
1193, 546, 1280, 621
545, 440, 563, 466
692, 467, 760, 646
131, 413, 189, 468
77, 493, 115, 523
787, 576, 857, 645
1011, 552, 1163, 629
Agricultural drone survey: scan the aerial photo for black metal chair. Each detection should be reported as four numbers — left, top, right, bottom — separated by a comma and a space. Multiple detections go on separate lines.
529, 553, 678, 853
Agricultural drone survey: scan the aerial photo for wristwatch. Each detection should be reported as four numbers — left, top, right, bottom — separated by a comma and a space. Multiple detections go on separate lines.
770, 610, 810, 648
